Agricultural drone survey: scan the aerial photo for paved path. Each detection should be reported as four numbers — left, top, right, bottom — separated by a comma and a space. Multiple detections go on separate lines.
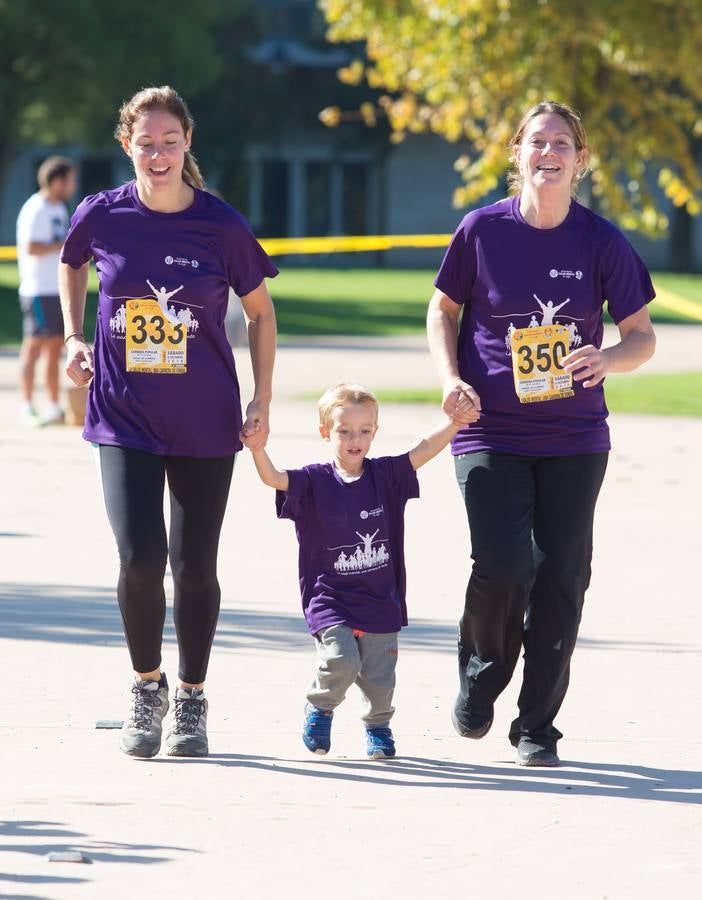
0, 330, 700, 899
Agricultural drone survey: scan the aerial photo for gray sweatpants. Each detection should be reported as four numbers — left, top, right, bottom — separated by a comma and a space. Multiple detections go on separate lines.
307, 624, 399, 728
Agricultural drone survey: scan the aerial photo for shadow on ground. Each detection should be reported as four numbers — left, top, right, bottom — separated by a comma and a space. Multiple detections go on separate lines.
1, 582, 701, 657
0, 819, 197, 893
144, 753, 702, 806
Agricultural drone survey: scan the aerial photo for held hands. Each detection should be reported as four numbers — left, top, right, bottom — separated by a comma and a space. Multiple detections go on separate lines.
561, 345, 610, 388
65, 337, 94, 386
442, 378, 481, 426
240, 398, 270, 451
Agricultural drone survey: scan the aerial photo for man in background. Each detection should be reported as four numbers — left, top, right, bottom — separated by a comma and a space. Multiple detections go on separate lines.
16, 156, 77, 425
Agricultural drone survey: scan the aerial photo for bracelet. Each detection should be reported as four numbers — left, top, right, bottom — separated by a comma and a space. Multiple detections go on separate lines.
64, 331, 86, 345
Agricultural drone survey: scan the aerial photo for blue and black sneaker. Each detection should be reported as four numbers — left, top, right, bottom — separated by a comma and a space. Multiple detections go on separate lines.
302, 704, 333, 755
366, 726, 396, 759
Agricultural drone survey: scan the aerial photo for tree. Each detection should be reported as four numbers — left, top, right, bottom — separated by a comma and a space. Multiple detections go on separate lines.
318, 0, 702, 236
0, 0, 228, 190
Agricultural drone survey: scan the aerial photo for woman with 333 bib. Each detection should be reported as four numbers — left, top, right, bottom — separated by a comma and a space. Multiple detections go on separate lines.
59, 86, 278, 759
427, 100, 656, 767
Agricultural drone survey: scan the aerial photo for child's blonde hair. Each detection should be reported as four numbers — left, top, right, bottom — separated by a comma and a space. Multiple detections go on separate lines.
318, 383, 379, 428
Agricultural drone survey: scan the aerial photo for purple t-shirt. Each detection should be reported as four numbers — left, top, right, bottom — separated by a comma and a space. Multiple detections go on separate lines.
276, 454, 420, 635
61, 182, 278, 457
434, 196, 655, 456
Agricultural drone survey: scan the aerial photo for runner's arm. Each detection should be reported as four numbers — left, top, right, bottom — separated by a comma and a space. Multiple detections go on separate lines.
562, 306, 656, 388
240, 280, 277, 451
27, 239, 64, 256
409, 417, 462, 471
426, 289, 481, 424
250, 447, 289, 491
59, 261, 94, 385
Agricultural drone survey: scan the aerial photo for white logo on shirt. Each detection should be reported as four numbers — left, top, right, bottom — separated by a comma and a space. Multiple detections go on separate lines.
108, 302, 201, 340
164, 255, 199, 268
360, 506, 384, 519
495, 293, 587, 357
331, 529, 390, 575
549, 268, 583, 280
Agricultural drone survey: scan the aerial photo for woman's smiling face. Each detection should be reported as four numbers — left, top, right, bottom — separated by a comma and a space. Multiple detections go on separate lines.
517, 112, 584, 196
123, 109, 192, 193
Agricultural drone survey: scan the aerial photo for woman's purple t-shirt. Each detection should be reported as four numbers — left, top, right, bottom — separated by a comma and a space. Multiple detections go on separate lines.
434, 196, 655, 456
61, 182, 278, 457
276, 454, 420, 635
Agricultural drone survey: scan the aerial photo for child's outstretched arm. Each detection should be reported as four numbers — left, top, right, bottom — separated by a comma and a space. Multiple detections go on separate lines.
409, 390, 479, 470
408, 417, 462, 471
250, 447, 289, 491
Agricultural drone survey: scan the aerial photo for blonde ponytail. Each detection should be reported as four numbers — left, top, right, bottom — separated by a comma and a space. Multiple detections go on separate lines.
183, 151, 205, 189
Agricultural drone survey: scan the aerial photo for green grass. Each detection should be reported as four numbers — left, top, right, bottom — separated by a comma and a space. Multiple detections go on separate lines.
306, 373, 702, 417
603, 371, 702, 416
273, 268, 702, 334
273, 268, 433, 336
1, 264, 701, 345
653, 272, 702, 302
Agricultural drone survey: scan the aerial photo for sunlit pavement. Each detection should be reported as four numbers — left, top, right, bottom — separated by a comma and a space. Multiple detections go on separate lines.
1, 329, 700, 899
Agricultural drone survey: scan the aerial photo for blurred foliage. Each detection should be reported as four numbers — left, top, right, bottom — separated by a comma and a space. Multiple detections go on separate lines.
0, 0, 229, 172
318, 0, 702, 235
0, 0, 388, 213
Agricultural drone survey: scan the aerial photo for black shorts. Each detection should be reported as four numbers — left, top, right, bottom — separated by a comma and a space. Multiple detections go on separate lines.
19, 294, 64, 338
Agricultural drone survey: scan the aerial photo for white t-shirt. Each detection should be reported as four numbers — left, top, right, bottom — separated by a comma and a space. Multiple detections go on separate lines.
16, 192, 70, 296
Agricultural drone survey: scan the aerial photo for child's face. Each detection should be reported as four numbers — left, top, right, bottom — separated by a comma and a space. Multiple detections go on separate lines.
320, 402, 378, 473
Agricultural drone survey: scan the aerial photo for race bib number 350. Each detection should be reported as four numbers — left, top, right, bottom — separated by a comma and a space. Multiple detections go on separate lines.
125, 299, 186, 374
510, 324, 573, 404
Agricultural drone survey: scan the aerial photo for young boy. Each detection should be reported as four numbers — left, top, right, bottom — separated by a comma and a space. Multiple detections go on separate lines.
245, 384, 475, 759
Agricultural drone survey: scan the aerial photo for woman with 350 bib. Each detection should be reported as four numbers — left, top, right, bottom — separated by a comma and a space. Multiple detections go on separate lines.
427, 101, 656, 766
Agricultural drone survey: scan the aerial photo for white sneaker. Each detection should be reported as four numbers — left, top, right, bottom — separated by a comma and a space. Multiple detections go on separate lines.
39, 404, 65, 426
18, 403, 39, 426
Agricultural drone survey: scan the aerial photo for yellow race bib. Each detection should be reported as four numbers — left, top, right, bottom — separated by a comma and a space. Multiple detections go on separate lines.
125, 298, 187, 374
510, 324, 573, 403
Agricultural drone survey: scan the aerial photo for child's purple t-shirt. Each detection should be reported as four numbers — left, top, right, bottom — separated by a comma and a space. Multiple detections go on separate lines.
276, 454, 420, 635
60, 182, 278, 457
434, 196, 655, 457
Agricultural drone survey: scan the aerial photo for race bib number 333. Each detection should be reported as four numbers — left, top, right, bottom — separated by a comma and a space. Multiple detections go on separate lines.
510, 324, 573, 403
125, 299, 186, 374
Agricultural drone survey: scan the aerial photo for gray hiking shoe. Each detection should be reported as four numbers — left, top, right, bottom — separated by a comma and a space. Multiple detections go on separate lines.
120, 673, 169, 759
515, 738, 560, 768
165, 688, 209, 757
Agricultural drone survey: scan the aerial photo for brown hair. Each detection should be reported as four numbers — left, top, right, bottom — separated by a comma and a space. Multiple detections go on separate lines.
37, 156, 76, 190
508, 100, 590, 195
318, 384, 379, 429
115, 85, 205, 189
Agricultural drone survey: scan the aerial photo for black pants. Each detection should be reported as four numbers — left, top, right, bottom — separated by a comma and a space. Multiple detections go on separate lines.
97, 445, 235, 684
454, 450, 608, 748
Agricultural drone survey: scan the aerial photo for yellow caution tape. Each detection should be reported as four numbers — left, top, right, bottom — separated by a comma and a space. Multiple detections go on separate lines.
2, 238, 701, 323
651, 286, 702, 323
0, 234, 451, 262
259, 234, 453, 255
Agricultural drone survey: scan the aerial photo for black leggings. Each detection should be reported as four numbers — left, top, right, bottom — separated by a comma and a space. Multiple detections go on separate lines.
455, 450, 608, 748
97, 445, 235, 684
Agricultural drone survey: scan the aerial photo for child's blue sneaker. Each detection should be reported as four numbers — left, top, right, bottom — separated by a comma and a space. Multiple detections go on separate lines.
302, 704, 333, 755
366, 726, 396, 759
